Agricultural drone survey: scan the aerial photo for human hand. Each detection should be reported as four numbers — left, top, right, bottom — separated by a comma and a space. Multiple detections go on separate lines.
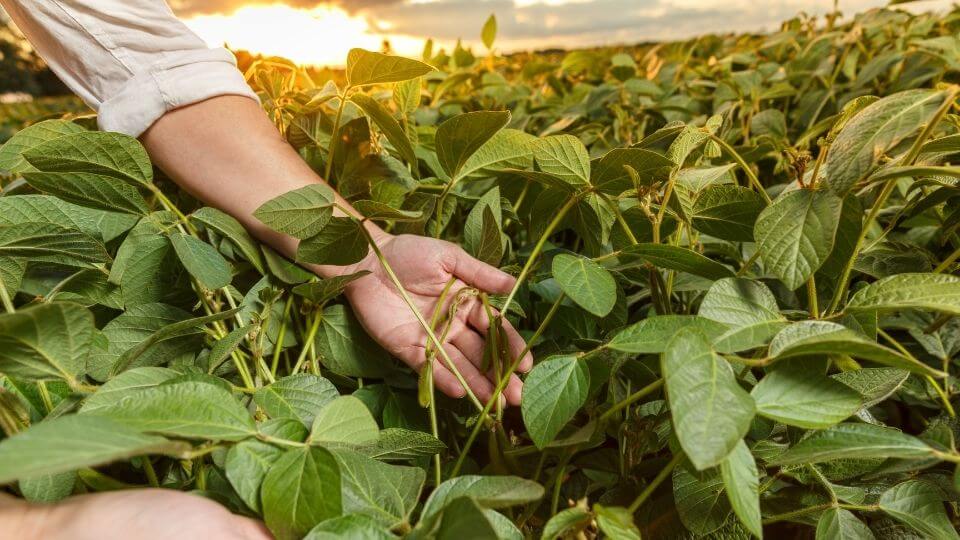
342, 234, 534, 406
1, 490, 271, 540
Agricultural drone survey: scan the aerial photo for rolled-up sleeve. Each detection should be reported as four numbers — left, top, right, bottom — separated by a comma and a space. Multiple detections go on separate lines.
0, 0, 259, 136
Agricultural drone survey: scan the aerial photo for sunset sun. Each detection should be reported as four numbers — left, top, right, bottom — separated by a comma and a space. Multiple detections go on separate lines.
183, 4, 427, 66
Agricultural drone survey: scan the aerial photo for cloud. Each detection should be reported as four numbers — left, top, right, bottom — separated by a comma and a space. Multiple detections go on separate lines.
168, 0, 399, 17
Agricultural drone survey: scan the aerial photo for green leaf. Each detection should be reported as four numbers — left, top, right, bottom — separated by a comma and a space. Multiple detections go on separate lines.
0, 194, 136, 244
878, 479, 960, 540
80, 367, 179, 414
90, 303, 201, 379
190, 207, 266, 274
292, 271, 370, 305
346, 48, 433, 88
755, 189, 842, 290
0, 415, 186, 484
355, 428, 446, 461
309, 395, 380, 446
350, 93, 419, 170
751, 361, 862, 429
108, 219, 185, 308
594, 505, 641, 540
419, 475, 544, 526
532, 135, 591, 186
846, 273, 960, 315
458, 129, 535, 179
770, 423, 933, 466
619, 243, 734, 281
826, 89, 951, 195
481, 14, 497, 49
255, 374, 339, 427
169, 232, 232, 290
436, 111, 511, 179
353, 199, 423, 221
297, 217, 369, 266
831, 368, 909, 408
19, 471, 76, 503
541, 506, 593, 540
607, 315, 728, 354
433, 496, 499, 540
692, 184, 765, 242
226, 439, 283, 513
330, 448, 425, 527
521, 354, 590, 449
22, 131, 153, 186
0, 302, 94, 381
552, 253, 617, 317
720, 440, 762, 538
0, 119, 86, 174
673, 463, 732, 535
205, 324, 252, 374
253, 184, 335, 240
23, 171, 149, 215
816, 508, 876, 540
84, 380, 256, 441
304, 515, 394, 540
262, 446, 343, 540
464, 187, 505, 266
769, 320, 943, 377
699, 277, 786, 353
590, 148, 674, 194
663, 328, 755, 470
316, 304, 394, 377
0, 222, 110, 268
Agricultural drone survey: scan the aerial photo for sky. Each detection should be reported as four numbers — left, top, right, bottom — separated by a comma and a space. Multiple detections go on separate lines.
171, 0, 955, 66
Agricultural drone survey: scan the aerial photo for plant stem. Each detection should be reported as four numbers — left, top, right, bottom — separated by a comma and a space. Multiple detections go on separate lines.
450, 293, 566, 478
709, 134, 772, 204
628, 452, 683, 513
271, 295, 293, 377
324, 90, 350, 180
0, 278, 14, 313
292, 311, 322, 374
878, 328, 955, 417
598, 378, 664, 424
806, 276, 819, 318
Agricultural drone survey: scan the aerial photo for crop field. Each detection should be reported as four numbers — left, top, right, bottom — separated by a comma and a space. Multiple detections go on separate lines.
3, 4, 960, 539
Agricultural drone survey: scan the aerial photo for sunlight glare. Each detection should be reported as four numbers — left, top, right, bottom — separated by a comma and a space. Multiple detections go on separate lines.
183, 4, 426, 67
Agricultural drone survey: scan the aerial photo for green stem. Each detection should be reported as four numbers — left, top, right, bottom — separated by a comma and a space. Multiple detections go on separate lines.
598, 378, 664, 424
806, 276, 819, 319
709, 134, 772, 204
0, 278, 13, 313
324, 90, 350, 181
271, 295, 293, 377
628, 452, 683, 513
292, 311, 323, 374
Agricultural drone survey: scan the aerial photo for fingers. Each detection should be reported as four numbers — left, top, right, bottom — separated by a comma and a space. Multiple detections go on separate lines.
234, 517, 273, 540
449, 247, 515, 294
400, 346, 466, 399
452, 319, 526, 407
440, 343, 497, 405
466, 301, 534, 373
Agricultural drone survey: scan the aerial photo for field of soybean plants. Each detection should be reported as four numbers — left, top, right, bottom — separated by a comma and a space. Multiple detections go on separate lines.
3, 4, 960, 539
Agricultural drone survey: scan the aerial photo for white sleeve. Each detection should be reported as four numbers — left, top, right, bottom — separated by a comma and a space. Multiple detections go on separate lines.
0, 0, 259, 136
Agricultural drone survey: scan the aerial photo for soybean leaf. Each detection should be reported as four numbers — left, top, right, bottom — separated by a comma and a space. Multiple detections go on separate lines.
481, 14, 497, 49
692, 185, 765, 242
608, 315, 728, 354
816, 508, 876, 540
720, 440, 762, 538
19, 471, 76, 503
832, 368, 909, 409
23, 171, 149, 215
205, 324, 252, 374
0, 415, 187, 484
291, 271, 370, 305
84, 380, 256, 441
255, 374, 339, 427
419, 475, 544, 526
22, 131, 153, 186
521, 355, 590, 449
346, 48, 433, 88
0, 119, 86, 174
770, 423, 933, 466
751, 360, 862, 429
330, 448, 425, 527
878, 480, 960, 539
80, 367, 179, 414
0, 302, 94, 381
226, 439, 283, 513
846, 273, 960, 315
590, 148, 674, 194
619, 243, 734, 281
304, 515, 393, 540
532, 135, 591, 186
253, 184, 335, 240
542, 507, 593, 540
297, 217, 369, 266
552, 253, 617, 317
595, 505, 641, 540
673, 463, 732, 535
464, 187, 505, 266
0, 222, 110, 268
169, 231, 232, 290
0, 194, 136, 243
353, 199, 423, 221
309, 395, 380, 446
355, 428, 446, 461
190, 207, 266, 274
699, 278, 788, 353
769, 320, 942, 377
826, 89, 951, 195
315, 304, 394, 378
435, 111, 511, 180
350, 93, 418, 170
434, 497, 498, 540
261, 446, 343, 540
663, 328, 755, 470
755, 189, 842, 290
458, 129, 535, 178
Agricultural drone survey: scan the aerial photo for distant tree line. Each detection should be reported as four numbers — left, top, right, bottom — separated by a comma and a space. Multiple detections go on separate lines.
0, 19, 68, 96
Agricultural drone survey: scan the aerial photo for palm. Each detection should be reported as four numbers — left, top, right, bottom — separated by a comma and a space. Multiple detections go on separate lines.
345, 234, 532, 406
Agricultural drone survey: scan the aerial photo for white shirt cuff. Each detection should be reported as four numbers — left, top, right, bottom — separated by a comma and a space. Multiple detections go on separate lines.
97, 48, 260, 137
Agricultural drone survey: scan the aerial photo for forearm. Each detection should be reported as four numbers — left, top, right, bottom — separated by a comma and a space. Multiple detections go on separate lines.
139, 95, 388, 278
0, 494, 49, 538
